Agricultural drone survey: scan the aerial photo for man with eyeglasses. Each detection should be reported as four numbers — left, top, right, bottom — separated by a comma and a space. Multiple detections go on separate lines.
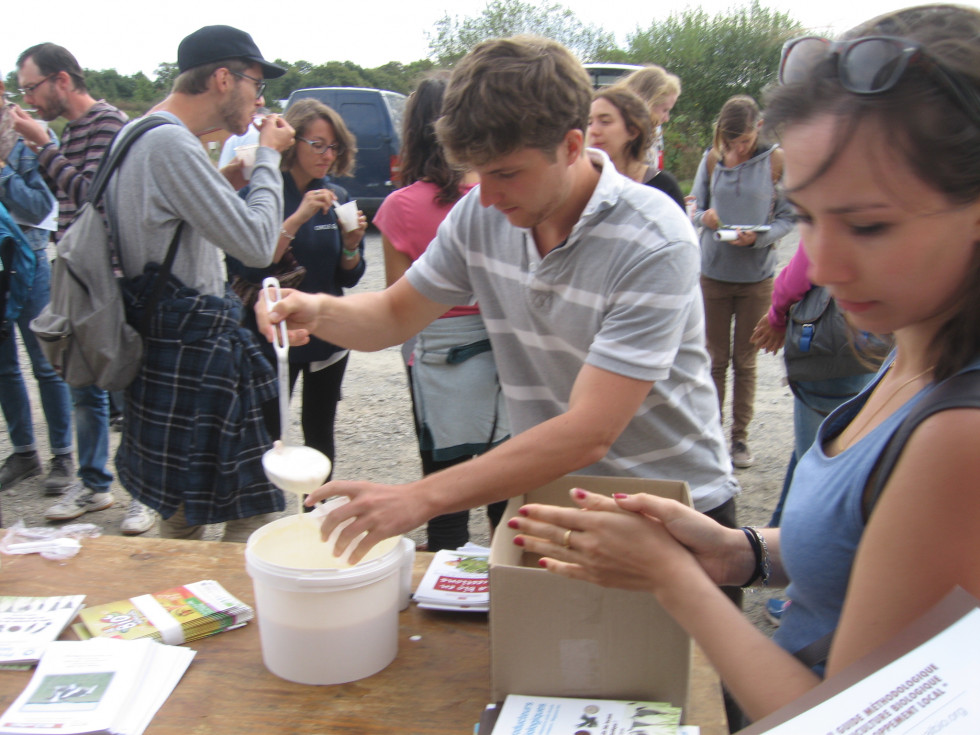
8, 43, 144, 532
102, 25, 296, 543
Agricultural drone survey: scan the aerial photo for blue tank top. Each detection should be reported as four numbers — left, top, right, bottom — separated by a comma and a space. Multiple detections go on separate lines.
773, 356, 980, 662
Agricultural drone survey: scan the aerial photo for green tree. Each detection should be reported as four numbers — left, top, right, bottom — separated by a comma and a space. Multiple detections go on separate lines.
153, 62, 179, 94
427, 0, 618, 67
628, 1, 802, 180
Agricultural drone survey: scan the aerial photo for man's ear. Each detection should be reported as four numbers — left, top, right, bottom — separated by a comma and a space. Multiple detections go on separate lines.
52, 70, 73, 93
211, 67, 235, 95
563, 129, 585, 166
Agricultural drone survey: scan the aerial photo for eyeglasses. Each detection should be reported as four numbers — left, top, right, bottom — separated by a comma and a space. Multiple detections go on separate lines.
779, 35, 980, 128
18, 73, 57, 97
298, 137, 344, 156
230, 70, 266, 100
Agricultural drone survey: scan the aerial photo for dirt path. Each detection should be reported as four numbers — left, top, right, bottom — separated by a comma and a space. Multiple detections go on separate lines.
0, 227, 799, 631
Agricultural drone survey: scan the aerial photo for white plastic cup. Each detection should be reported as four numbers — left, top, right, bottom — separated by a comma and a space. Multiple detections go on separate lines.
684, 195, 697, 220
245, 515, 405, 685
333, 200, 359, 232
235, 144, 259, 180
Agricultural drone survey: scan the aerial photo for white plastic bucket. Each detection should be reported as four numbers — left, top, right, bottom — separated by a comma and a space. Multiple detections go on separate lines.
245, 514, 404, 685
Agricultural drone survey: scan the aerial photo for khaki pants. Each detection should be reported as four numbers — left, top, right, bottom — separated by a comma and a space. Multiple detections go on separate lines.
159, 504, 281, 543
700, 275, 774, 444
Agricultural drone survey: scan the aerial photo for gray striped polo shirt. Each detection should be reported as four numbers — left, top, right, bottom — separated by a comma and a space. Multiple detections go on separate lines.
407, 150, 738, 512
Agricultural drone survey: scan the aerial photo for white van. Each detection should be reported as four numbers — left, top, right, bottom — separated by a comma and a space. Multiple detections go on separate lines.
582, 63, 643, 89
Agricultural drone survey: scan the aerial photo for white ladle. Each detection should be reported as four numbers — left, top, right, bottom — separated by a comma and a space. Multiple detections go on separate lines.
260, 277, 331, 511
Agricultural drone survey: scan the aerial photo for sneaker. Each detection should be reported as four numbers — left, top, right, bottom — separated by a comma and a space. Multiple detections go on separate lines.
44, 483, 114, 521
0, 452, 42, 490
731, 441, 755, 469
121, 500, 155, 535
42, 455, 75, 496
766, 597, 791, 626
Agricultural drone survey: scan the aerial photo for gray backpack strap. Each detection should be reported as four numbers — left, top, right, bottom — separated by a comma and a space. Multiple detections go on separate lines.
794, 367, 980, 672
88, 116, 172, 207
862, 368, 980, 522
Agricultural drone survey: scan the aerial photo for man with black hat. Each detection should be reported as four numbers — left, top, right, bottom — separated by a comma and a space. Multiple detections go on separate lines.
102, 25, 296, 541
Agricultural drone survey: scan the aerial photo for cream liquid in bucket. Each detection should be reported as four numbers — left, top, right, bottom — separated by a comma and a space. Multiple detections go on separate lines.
246, 514, 404, 685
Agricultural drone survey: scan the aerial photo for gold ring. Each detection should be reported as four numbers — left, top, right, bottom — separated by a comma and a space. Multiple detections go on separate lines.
561, 529, 573, 548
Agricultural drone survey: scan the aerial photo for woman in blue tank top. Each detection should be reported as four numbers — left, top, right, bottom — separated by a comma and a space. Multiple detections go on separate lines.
509, 4, 980, 724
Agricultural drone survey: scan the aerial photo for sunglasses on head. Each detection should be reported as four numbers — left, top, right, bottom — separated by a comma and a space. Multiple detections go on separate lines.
779, 35, 980, 128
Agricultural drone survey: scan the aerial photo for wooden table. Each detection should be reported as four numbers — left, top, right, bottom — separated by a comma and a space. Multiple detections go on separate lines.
0, 536, 727, 734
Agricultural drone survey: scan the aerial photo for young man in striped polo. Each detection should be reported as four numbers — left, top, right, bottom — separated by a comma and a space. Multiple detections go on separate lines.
259, 35, 740, 569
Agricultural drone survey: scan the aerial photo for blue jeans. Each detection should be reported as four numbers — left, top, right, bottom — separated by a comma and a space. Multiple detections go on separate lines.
0, 251, 73, 455
72, 385, 112, 492
769, 373, 874, 526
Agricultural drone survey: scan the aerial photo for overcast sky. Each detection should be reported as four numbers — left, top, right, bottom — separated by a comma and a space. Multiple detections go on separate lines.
4, 0, 962, 79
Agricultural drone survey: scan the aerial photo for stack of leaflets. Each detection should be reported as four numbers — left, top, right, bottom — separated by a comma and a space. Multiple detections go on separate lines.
414, 545, 490, 612
72, 580, 252, 645
486, 694, 684, 734
0, 596, 86, 669
0, 638, 194, 735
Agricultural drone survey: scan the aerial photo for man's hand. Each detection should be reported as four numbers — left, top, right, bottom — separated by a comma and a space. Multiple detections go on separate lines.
257, 114, 295, 153
254, 287, 321, 346
9, 106, 51, 149
305, 480, 432, 565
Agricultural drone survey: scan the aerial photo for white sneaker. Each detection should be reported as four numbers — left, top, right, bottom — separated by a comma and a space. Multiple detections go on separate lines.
45, 483, 114, 521
731, 441, 755, 469
121, 500, 156, 535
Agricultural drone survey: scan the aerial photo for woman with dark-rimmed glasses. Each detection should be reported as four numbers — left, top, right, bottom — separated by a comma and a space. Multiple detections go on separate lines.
509, 4, 980, 725
228, 98, 368, 486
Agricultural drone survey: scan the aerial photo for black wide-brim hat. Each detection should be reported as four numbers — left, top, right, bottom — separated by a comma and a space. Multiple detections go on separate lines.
177, 25, 286, 79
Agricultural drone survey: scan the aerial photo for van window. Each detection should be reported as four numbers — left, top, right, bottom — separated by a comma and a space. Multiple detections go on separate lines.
382, 92, 406, 144
339, 102, 383, 151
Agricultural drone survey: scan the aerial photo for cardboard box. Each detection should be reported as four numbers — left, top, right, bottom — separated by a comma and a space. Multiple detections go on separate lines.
489, 474, 693, 710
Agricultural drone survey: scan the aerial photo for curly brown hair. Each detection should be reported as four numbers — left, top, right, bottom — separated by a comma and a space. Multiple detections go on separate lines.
281, 98, 357, 178
435, 35, 592, 167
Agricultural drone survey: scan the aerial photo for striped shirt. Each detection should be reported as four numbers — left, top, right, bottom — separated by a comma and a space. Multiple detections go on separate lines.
407, 149, 739, 512
37, 100, 126, 238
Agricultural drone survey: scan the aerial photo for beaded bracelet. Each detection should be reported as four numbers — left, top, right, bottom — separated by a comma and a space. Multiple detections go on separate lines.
341, 248, 359, 259
740, 526, 772, 588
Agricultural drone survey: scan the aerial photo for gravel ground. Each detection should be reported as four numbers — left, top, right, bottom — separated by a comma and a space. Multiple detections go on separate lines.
0, 227, 799, 632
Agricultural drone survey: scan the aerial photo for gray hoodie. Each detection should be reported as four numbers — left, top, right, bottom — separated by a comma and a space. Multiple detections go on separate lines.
691, 144, 795, 283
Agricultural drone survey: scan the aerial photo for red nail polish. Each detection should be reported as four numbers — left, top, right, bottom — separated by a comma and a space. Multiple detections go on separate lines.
507, 518, 520, 530
518, 507, 529, 517
513, 536, 525, 547
613, 493, 628, 499
572, 488, 586, 500
537, 558, 547, 568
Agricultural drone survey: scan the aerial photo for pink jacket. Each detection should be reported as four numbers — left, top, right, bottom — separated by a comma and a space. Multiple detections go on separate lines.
768, 241, 813, 330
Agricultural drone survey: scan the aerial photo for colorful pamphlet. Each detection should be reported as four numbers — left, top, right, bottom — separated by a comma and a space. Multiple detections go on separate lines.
414, 546, 489, 612
73, 580, 252, 645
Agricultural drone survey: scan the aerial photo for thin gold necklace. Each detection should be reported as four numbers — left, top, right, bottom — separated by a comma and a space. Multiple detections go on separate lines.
837, 364, 936, 450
